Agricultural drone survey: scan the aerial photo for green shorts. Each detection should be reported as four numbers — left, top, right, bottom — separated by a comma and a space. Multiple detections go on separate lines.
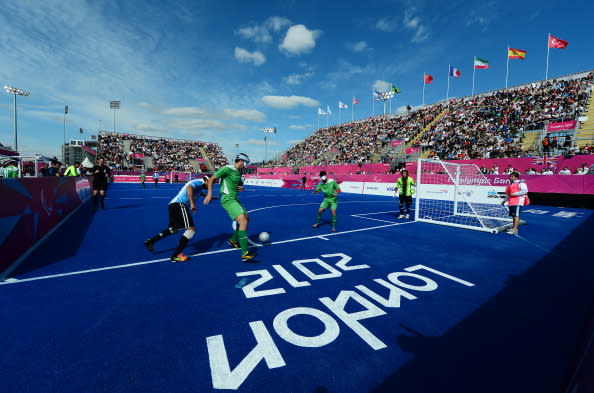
320, 198, 338, 210
221, 195, 247, 220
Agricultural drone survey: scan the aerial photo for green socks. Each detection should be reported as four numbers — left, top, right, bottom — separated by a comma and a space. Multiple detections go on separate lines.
316, 213, 322, 224
230, 230, 239, 242
238, 230, 248, 253
331, 215, 337, 228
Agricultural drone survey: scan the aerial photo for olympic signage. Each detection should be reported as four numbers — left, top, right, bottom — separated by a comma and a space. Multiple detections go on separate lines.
547, 120, 577, 132
205, 253, 475, 390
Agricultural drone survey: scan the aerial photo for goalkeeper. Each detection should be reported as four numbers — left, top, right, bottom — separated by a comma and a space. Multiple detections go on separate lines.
395, 169, 415, 219
204, 153, 257, 262
312, 171, 340, 232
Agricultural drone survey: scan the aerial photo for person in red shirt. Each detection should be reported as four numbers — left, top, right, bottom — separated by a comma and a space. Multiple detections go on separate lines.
501, 171, 529, 235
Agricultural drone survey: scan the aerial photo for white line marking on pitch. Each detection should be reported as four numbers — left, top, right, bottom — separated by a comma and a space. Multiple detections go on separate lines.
317, 236, 330, 240
0, 221, 412, 286
120, 197, 143, 200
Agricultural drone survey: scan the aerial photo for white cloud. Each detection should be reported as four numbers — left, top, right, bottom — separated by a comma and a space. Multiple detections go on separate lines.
237, 25, 272, 44
350, 41, 369, 52
376, 17, 397, 32
234, 47, 266, 65
373, 80, 391, 92
403, 10, 430, 43
466, 2, 498, 31
236, 16, 291, 44
266, 16, 291, 32
288, 125, 311, 130
161, 107, 208, 116
223, 109, 265, 122
285, 72, 314, 85
169, 118, 247, 131
279, 24, 322, 56
262, 95, 319, 109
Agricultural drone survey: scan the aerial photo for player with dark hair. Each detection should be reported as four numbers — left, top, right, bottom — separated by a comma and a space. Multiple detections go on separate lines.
312, 171, 340, 232
501, 171, 529, 235
204, 153, 257, 262
90, 158, 111, 210
144, 176, 211, 262
395, 169, 415, 219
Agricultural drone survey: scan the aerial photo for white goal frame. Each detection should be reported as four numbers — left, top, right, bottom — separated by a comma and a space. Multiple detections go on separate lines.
414, 158, 512, 233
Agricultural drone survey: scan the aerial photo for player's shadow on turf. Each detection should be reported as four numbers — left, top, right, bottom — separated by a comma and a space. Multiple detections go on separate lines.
370, 213, 594, 393
153, 232, 236, 256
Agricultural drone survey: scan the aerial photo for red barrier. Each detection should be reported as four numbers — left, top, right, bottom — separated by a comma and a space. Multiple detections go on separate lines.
0, 177, 91, 276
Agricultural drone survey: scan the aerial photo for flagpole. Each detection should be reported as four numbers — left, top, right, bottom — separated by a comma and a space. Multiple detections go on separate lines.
338, 104, 341, 123
505, 46, 510, 89
317, 113, 320, 129
472, 57, 476, 96
352, 98, 354, 122
545, 33, 551, 80
422, 73, 425, 106
372, 90, 375, 116
446, 64, 450, 100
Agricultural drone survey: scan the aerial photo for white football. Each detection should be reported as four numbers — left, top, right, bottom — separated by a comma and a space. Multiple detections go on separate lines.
258, 232, 270, 242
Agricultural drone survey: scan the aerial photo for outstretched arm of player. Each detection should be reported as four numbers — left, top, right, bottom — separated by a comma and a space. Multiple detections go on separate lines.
203, 175, 218, 205
187, 185, 196, 213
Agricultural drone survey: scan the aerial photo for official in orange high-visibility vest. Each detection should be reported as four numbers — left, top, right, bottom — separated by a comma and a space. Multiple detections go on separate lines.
501, 171, 529, 235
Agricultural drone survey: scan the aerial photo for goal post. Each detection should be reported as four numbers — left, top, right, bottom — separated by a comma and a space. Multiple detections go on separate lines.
414, 158, 512, 233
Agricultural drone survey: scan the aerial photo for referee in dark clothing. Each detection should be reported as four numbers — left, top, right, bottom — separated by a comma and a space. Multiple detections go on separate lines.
90, 158, 111, 210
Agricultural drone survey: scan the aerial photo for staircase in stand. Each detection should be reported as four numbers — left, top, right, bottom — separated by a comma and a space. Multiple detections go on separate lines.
575, 84, 594, 148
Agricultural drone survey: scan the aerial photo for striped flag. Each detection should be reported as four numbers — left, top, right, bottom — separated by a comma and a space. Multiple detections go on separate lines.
424, 74, 433, 84
474, 57, 489, 69
449, 66, 461, 78
352, 96, 359, 105
508, 48, 527, 59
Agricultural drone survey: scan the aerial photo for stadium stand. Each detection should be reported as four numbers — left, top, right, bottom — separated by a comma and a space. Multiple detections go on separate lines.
97, 132, 227, 172
277, 71, 592, 167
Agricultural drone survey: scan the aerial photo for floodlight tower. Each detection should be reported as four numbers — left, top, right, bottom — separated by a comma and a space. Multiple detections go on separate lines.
110, 100, 120, 132
4, 85, 30, 152
262, 128, 276, 163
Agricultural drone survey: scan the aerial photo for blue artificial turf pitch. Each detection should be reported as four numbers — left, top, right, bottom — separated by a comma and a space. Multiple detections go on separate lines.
1, 183, 593, 393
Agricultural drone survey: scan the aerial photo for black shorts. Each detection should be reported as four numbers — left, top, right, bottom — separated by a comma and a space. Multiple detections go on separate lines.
92, 181, 108, 191
508, 205, 522, 218
168, 202, 194, 230
399, 195, 413, 204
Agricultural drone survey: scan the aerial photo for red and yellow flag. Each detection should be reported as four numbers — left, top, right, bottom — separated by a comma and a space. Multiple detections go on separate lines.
508, 48, 527, 59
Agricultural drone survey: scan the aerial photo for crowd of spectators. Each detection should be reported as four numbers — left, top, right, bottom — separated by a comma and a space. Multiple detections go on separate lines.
418, 73, 592, 160
277, 72, 592, 166
97, 132, 227, 171
280, 105, 445, 167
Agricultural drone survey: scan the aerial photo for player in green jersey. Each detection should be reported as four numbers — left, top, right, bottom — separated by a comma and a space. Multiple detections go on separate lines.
204, 153, 257, 262
312, 171, 340, 232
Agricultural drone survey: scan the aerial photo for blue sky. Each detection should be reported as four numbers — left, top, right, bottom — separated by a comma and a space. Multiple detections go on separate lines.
0, 0, 592, 163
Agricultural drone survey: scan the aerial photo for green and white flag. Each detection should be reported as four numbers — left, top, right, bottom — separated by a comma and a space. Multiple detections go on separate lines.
474, 57, 489, 69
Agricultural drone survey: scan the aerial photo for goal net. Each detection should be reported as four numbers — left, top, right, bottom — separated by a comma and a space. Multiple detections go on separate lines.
414, 159, 512, 233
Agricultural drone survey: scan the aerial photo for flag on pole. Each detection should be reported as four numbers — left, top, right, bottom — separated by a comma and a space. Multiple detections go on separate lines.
352, 96, 359, 105
424, 74, 433, 84
548, 35, 569, 49
448, 66, 461, 78
338, 101, 348, 109
64, 105, 69, 114
474, 58, 490, 69
391, 85, 401, 93
373, 90, 383, 100
318, 107, 326, 115
508, 48, 527, 59
326, 104, 332, 115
